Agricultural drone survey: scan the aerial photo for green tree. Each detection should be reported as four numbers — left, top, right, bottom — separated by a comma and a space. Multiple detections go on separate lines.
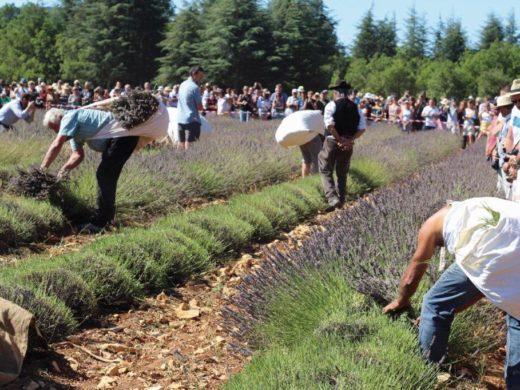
505, 9, 519, 45
0, 4, 19, 29
431, 17, 445, 59
375, 16, 397, 57
0, 4, 62, 81
402, 5, 428, 59
442, 19, 466, 62
58, 0, 172, 87
352, 7, 377, 59
268, 0, 339, 89
196, 0, 271, 87
479, 13, 504, 49
459, 42, 520, 96
416, 60, 465, 99
155, 4, 202, 85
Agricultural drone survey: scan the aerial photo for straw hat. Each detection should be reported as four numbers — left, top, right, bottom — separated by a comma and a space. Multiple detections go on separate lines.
164, 86, 172, 93
509, 79, 520, 97
496, 95, 513, 108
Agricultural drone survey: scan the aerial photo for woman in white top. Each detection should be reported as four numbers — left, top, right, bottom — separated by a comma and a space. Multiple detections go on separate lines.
462, 99, 477, 146
399, 100, 412, 132
478, 102, 493, 136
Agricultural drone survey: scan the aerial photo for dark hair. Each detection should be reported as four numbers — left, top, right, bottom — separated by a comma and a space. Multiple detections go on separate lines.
190, 65, 204, 75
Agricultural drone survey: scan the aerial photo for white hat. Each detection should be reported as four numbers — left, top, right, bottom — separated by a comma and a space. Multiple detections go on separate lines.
496, 95, 513, 108
291, 88, 298, 94
158, 85, 164, 91
509, 79, 520, 97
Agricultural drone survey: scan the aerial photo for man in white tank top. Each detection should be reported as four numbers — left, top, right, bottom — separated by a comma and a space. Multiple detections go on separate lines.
384, 197, 520, 388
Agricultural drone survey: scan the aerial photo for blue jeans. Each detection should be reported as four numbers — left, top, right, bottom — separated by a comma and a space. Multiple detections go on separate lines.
239, 110, 250, 122
420, 262, 520, 389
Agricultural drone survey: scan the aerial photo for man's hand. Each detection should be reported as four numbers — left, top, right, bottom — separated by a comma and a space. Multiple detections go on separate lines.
56, 169, 69, 181
337, 136, 354, 151
383, 298, 411, 314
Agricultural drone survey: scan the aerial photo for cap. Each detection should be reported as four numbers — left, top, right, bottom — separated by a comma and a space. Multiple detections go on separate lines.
292, 88, 298, 94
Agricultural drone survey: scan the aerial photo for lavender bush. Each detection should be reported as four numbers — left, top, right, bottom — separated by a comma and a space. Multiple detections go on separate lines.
224, 142, 502, 388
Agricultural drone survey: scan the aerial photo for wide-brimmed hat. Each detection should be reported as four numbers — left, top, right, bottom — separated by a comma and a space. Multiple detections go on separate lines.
164, 86, 172, 93
509, 79, 520, 97
496, 95, 513, 108
329, 80, 352, 91
297, 85, 305, 92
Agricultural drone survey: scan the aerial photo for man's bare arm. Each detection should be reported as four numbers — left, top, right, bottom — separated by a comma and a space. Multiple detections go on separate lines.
383, 207, 448, 313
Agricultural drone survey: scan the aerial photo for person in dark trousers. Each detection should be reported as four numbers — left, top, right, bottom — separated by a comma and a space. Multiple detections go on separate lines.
41, 108, 138, 232
319, 80, 366, 209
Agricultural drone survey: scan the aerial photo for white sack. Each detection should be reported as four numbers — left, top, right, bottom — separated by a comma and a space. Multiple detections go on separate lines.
91, 101, 169, 144
511, 180, 520, 203
166, 107, 213, 144
443, 197, 520, 319
275, 110, 324, 149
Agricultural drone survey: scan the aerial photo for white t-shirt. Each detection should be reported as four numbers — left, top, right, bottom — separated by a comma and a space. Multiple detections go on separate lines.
511, 105, 520, 145
421, 106, 440, 127
217, 97, 231, 115
443, 197, 520, 318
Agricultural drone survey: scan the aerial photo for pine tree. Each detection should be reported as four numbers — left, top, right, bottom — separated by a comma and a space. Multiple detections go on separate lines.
57, 0, 171, 87
479, 13, 504, 49
155, 4, 202, 85
431, 17, 445, 59
196, 0, 271, 88
375, 16, 397, 57
505, 9, 519, 45
402, 5, 428, 59
352, 7, 377, 59
268, 0, 339, 89
442, 19, 466, 62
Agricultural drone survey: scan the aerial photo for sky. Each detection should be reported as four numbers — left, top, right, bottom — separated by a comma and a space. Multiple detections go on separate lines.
2, 0, 518, 48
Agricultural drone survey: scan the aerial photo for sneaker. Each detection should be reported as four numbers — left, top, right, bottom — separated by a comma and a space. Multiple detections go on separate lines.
77, 223, 105, 234
327, 197, 342, 211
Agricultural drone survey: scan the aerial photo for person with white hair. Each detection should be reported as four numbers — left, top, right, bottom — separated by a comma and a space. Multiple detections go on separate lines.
41, 107, 139, 232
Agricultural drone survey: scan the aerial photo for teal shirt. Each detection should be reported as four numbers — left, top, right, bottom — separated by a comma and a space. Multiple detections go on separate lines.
58, 109, 114, 152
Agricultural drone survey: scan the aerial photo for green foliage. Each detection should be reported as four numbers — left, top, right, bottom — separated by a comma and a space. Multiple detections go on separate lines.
402, 5, 428, 59
155, 4, 202, 85
416, 60, 465, 99
505, 10, 519, 45
0, 4, 63, 81
0, 283, 77, 341
352, 8, 397, 60
479, 13, 504, 49
57, 0, 172, 86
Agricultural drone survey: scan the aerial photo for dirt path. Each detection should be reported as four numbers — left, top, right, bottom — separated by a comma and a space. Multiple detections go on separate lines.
7, 204, 507, 390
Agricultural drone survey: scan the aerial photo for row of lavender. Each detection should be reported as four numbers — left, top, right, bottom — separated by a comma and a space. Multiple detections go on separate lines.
224, 143, 501, 389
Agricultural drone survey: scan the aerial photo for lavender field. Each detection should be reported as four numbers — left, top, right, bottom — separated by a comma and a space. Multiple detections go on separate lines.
224, 142, 502, 389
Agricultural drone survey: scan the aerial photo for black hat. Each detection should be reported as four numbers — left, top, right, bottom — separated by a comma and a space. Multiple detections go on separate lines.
329, 80, 352, 91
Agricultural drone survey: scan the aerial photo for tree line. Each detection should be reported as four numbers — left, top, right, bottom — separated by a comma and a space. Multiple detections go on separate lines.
0, 1, 518, 97
346, 6, 520, 98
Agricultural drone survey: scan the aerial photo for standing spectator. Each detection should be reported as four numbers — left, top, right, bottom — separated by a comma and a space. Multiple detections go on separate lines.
270, 84, 287, 107
93, 86, 105, 102
68, 86, 82, 107
303, 91, 315, 110
495, 95, 514, 197
121, 84, 132, 98
297, 86, 306, 110
217, 89, 232, 116
237, 86, 253, 122
388, 97, 400, 124
0, 85, 12, 106
0, 93, 36, 131
421, 98, 440, 130
319, 80, 366, 209
143, 82, 153, 94
110, 81, 122, 98
320, 90, 330, 105
202, 83, 212, 111
169, 85, 179, 108
399, 100, 413, 132
313, 92, 325, 114
15, 78, 28, 99
177, 65, 204, 149
45, 85, 57, 109
285, 89, 299, 115
257, 89, 272, 120
479, 101, 493, 136
271, 93, 285, 119
82, 81, 94, 106
462, 98, 478, 148
73, 80, 82, 93
60, 84, 72, 105
413, 95, 426, 131
446, 99, 459, 134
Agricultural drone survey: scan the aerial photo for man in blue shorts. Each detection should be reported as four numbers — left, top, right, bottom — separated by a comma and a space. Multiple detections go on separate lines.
177, 65, 204, 150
